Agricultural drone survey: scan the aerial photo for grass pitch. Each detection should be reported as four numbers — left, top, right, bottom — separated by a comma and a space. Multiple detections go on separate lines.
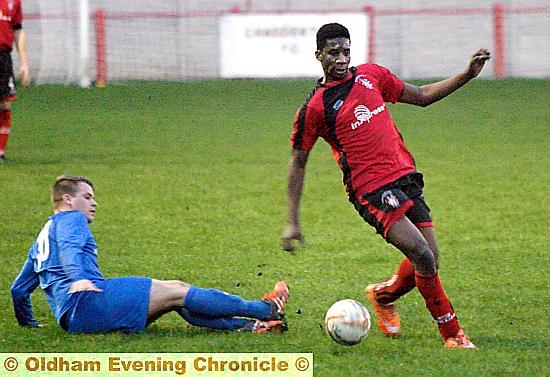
1, 78, 549, 376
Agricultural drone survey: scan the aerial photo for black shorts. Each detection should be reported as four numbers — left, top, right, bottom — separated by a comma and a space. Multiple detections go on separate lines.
0, 50, 16, 100
354, 172, 433, 237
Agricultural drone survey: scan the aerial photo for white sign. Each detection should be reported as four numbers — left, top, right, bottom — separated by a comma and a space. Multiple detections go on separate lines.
220, 13, 368, 78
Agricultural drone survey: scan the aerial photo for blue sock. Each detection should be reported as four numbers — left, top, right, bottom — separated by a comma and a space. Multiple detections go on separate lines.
179, 308, 250, 330
184, 286, 271, 320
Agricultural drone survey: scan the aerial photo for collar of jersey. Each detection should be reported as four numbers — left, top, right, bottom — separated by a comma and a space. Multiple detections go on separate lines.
319, 68, 355, 88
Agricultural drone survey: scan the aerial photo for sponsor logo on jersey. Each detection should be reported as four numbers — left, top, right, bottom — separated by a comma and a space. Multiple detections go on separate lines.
350, 104, 386, 130
355, 74, 374, 89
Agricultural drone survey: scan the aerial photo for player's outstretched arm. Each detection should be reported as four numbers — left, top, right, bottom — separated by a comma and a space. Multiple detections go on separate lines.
466, 48, 492, 78
399, 48, 491, 107
282, 148, 309, 252
11, 258, 41, 327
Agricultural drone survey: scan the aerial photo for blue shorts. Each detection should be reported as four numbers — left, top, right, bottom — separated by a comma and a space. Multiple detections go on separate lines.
61, 276, 152, 334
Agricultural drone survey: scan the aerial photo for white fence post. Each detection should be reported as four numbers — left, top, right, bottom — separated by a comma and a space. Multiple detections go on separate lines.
79, 0, 90, 87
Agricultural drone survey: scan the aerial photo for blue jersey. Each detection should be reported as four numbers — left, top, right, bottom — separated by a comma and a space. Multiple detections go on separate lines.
11, 210, 105, 326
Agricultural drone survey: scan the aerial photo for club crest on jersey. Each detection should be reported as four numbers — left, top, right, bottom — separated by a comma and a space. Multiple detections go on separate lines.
0, 10, 11, 21
350, 104, 386, 130
333, 99, 344, 110
355, 74, 374, 89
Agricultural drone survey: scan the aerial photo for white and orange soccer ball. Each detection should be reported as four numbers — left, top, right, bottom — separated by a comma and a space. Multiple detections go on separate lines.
324, 299, 371, 346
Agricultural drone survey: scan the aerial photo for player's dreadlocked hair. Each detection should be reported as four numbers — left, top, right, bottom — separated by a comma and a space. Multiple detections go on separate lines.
316, 23, 351, 51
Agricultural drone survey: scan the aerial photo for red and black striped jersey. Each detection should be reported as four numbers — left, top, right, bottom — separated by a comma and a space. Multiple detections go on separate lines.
0, 0, 23, 51
291, 63, 416, 199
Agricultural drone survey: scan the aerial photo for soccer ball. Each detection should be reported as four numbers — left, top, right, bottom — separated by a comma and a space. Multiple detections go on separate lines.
324, 299, 371, 346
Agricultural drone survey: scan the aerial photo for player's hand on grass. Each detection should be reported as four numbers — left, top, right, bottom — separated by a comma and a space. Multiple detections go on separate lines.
282, 224, 306, 252
68, 279, 103, 294
466, 48, 491, 79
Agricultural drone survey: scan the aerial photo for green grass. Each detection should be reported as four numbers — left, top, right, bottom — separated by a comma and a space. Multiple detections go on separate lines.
1, 78, 549, 376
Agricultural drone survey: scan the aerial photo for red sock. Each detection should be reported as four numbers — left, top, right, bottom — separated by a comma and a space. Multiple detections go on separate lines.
415, 272, 460, 339
0, 109, 12, 154
374, 258, 416, 304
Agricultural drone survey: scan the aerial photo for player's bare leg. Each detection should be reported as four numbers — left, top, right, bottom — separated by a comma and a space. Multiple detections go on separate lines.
419, 226, 440, 269
382, 217, 476, 348
147, 279, 190, 324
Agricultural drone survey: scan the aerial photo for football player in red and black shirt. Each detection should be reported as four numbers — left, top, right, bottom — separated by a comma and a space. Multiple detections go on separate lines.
283, 23, 489, 348
0, 0, 30, 162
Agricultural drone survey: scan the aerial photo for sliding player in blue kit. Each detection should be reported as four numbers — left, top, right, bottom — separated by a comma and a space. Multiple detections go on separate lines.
11, 175, 289, 334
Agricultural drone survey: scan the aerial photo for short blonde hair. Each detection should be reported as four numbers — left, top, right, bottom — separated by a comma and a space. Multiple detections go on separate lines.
51, 175, 94, 209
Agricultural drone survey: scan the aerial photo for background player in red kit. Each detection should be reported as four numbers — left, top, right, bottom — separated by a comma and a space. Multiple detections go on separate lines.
0, 0, 30, 162
282, 23, 490, 348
